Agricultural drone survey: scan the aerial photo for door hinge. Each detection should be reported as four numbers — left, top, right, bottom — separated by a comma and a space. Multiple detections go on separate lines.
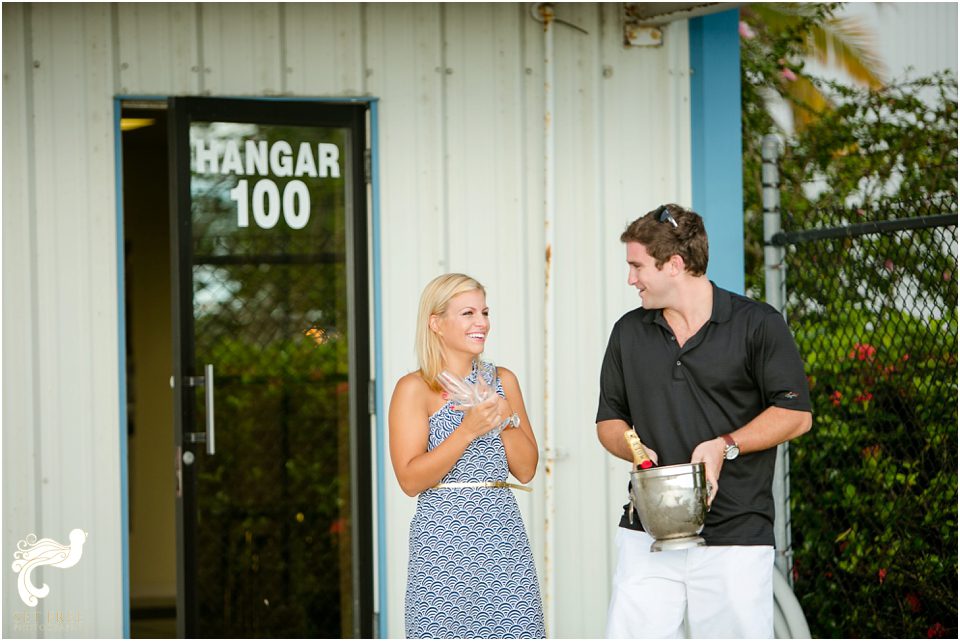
368, 379, 376, 415
363, 149, 372, 184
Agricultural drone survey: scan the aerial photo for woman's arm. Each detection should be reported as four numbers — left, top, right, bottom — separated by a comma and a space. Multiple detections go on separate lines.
388, 373, 502, 496
496, 367, 540, 484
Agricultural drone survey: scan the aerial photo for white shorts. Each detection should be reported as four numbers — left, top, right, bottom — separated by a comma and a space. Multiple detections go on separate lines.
606, 528, 774, 639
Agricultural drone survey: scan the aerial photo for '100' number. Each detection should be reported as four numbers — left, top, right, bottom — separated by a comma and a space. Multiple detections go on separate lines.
229, 179, 310, 229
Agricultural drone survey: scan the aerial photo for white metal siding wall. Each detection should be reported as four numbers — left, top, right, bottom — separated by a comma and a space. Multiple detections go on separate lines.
3, 3, 123, 637
2, 3, 690, 638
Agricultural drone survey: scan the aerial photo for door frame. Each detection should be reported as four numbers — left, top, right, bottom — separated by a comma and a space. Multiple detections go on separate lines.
114, 95, 385, 638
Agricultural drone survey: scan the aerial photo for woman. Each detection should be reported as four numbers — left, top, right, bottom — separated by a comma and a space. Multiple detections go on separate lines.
389, 273, 545, 639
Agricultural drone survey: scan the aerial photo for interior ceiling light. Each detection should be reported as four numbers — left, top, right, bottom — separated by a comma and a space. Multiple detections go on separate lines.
120, 118, 156, 132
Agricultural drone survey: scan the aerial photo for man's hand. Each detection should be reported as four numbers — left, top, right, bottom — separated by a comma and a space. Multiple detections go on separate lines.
690, 437, 726, 506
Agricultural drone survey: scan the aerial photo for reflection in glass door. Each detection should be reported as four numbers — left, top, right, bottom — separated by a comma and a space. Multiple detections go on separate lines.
169, 99, 372, 638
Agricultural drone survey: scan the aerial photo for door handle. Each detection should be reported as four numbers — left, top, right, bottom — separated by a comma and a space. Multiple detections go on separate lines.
183, 363, 216, 455
204, 363, 215, 454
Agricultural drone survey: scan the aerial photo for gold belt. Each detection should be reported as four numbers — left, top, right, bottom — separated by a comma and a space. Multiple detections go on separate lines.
432, 481, 532, 493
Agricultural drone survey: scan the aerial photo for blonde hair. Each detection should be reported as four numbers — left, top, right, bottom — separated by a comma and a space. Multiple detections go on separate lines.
415, 273, 486, 391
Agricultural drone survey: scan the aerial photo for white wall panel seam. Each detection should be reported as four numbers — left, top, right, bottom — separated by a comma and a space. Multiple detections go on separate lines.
110, 3, 122, 94
1, 4, 42, 633
196, 3, 207, 95
439, 2, 450, 270
33, 0, 70, 627
27, 2, 45, 547
89, 4, 124, 628
278, 3, 288, 95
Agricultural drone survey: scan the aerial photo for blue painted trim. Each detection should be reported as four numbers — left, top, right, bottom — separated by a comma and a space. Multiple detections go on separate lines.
113, 97, 131, 639
369, 99, 388, 638
689, 9, 745, 294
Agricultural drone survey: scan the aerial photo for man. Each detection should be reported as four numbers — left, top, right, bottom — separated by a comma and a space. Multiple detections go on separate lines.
596, 204, 813, 638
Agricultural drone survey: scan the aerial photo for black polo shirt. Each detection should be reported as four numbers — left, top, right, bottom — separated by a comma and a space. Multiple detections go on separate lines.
596, 282, 812, 546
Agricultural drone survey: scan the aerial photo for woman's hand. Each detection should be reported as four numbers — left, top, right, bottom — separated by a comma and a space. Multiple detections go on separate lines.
453, 394, 502, 440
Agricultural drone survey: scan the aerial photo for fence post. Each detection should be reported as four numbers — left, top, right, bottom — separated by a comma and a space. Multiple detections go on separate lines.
762, 134, 785, 313
762, 134, 795, 587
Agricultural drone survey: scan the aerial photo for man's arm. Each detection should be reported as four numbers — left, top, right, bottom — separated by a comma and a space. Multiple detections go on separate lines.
598, 419, 660, 465
691, 406, 812, 505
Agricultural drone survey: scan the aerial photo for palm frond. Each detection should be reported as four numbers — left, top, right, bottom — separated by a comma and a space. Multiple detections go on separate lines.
810, 17, 887, 88
783, 75, 834, 130
743, 3, 886, 90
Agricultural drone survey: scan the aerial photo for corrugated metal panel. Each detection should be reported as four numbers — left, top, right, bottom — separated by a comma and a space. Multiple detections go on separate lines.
282, 3, 366, 96
1, 5, 42, 636
370, 4, 693, 636
117, 3, 201, 94
200, 3, 284, 95
4, 3, 124, 637
363, 4, 447, 636
551, 5, 616, 634
595, 8, 694, 612
1, 3, 695, 637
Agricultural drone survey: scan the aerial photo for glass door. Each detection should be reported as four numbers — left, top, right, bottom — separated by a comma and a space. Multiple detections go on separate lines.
168, 98, 372, 638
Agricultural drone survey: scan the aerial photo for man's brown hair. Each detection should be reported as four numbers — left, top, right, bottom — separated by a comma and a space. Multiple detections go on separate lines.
620, 204, 709, 276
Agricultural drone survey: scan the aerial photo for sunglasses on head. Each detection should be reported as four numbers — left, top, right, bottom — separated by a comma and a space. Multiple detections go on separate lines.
656, 205, 679, 228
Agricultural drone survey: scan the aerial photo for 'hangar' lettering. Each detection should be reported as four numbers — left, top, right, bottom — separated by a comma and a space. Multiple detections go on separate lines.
193, 139, 341, 179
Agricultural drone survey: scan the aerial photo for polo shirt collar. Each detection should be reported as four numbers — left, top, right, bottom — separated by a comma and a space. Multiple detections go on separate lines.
641, 281, 733, 326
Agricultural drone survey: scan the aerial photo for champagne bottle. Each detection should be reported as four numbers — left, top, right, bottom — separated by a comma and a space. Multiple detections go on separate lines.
623, 430, 655, 470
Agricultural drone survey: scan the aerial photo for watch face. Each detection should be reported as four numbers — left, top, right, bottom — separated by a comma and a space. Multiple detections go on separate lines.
725, 445, 740, 460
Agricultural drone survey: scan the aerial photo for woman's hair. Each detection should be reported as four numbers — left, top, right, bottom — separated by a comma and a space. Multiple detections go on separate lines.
415, 273, 486, 391
620, 203, 709, 276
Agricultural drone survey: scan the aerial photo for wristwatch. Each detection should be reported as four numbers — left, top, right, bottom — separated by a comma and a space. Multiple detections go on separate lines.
721, 434, 740, 460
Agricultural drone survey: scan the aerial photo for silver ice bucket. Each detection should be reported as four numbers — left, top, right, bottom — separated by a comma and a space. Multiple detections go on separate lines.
629, 462, 709, 552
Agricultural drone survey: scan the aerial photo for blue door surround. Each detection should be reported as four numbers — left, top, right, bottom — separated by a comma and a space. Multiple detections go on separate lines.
690, 9, 744, 295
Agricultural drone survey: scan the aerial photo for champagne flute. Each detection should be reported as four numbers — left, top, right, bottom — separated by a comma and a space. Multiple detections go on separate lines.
438, 364, 515, 437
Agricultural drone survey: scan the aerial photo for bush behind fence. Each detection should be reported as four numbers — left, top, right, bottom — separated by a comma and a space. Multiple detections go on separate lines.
778, 198, 958, 638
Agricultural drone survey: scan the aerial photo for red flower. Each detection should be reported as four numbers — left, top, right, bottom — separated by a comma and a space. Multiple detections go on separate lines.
878, 567, 887, 584
854, 392, 874, 404
831, 390, 842, 406
927, 622, 945, 638
905, 592, 922, 613
849, 343, 877, 361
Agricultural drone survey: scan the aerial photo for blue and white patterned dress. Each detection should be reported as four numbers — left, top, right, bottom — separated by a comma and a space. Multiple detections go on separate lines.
405, 361, 545, 639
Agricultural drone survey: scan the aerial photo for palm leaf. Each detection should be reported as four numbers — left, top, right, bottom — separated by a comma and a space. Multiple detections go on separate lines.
783, 75, 833, 130
810, 17, 887, 88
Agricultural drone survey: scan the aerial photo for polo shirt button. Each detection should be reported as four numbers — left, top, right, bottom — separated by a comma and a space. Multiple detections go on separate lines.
676, 360, 681, 366
670, 336, 676, 341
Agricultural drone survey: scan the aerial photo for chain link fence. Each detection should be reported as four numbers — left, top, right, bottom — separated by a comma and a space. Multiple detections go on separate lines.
770, 197, 958, 638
